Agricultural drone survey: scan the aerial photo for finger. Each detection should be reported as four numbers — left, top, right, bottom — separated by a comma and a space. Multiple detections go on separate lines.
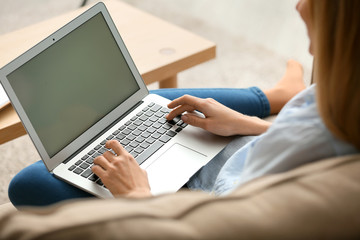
93, 156, 112, 170
166, 105, 195, 120
91, 165, 106, 178
181, 114, 207, 129
105, 140, 126, 156
167, 95, 203, 109
103, 151, 116, 162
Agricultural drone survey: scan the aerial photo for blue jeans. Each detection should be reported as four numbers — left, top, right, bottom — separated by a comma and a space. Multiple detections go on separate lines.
8, 87, 270, 207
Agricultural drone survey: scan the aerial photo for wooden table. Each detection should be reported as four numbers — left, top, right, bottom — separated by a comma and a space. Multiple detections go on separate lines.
0, 0, 215, 145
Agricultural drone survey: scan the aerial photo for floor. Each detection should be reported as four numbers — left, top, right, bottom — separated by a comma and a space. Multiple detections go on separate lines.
0, 0, 313, 205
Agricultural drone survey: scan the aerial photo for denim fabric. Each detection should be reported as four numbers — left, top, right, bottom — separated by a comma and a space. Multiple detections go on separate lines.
151, 87, 270, 118
8, 87, 270, 207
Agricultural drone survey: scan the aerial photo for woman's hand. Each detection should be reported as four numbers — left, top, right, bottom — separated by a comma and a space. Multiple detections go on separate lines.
167, 95, 271, 136
92, 140, 151, 198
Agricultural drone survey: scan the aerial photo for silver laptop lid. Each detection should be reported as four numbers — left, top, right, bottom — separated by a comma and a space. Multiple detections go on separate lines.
0, 2, 148, 171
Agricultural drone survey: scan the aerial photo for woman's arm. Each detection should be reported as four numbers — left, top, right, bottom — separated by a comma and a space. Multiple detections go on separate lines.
166, 95, 271, 136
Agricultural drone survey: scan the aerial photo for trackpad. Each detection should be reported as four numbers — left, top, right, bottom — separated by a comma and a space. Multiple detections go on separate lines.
146, 143, 207, 195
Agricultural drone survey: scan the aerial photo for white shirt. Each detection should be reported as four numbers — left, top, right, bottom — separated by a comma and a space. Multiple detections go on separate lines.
213, 85, 359, 195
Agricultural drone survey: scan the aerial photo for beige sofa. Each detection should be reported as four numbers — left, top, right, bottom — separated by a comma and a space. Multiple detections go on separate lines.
0, 153, 359, 239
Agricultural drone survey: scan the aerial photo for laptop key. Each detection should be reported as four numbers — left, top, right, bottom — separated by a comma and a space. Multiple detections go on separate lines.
139, 115, 147, 121
112, 130, 120, 135
127, 124, 137, 131
92, 152, 102, 158
68, 165, 76, 171
143, 121, 152, 127
122, 129, 131, 135
166, 130, 177, 137
130, 141, 139, 148
150, 104, 161, 112
157, 128, 166, 135
116, 133, 126, 140
121, 139, 131, 146
86, 157, 94, 164
152, 132, 161, 139
149, 116, 158, 122
126, 134, 136, 141
152, 122, 162, 129
133, 119, 143, 126
100, 140, 107, 145
158, 118, 167, 124
87, 149, 95, 155
88, 174, 99, 182
144, 111, 153, 117
135, 141, 164, 165
98, 148, 107, 154
163, 123, 172, 130
175, 127, 182, 133
159, 135, 171, 143
138, 125, 147, 131
145, 137, 156, 144
155, 111, 163, 118
96, 179, 104, 186
134, 147, 144, 154
147, 127, 156, 134
80, 162, 90, 169
125, 146, 134, 153
132, 129, 141, 136
140, 142, 150, 149
94, 145, 102, 150
81, 168, 93, 178
74, 168, 84, 174
75, 160, 82, 166
135, 136, 145, 143
141, 132, 151, 138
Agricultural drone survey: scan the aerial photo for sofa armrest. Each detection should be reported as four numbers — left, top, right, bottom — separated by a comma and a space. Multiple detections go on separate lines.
1, 154, 360, 240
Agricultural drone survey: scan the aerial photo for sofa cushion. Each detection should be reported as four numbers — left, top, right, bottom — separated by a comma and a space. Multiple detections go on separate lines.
0, 154, 359, 240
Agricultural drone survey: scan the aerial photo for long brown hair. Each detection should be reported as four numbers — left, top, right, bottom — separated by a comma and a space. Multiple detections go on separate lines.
310, 0, 360, 149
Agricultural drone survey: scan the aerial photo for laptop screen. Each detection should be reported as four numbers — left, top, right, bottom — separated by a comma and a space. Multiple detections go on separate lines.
7, 13, 140, 157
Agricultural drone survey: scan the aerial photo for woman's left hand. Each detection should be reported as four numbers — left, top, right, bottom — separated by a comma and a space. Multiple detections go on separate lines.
92, 140, 152, 198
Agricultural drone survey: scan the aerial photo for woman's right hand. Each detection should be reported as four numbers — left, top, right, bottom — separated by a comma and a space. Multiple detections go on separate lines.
166, 95, 271, 136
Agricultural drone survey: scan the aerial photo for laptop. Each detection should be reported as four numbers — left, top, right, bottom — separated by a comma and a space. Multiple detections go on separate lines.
0, 2, 230, 197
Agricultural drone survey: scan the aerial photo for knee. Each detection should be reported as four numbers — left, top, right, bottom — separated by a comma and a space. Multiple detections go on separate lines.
8, 161, 38, 206
8, 161, 49, 207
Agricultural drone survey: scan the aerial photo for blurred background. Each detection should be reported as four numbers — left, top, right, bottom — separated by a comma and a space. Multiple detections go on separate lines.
0, 0, 313, 204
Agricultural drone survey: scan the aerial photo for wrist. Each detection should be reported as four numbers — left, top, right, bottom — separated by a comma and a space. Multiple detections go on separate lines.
234, 114, 271, 136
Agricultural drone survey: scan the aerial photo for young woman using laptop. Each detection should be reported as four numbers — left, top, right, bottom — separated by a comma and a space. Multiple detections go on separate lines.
8, 0, 360, 205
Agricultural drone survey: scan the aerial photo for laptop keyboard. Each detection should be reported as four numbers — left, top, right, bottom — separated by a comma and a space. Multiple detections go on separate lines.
67, 102, 188, 188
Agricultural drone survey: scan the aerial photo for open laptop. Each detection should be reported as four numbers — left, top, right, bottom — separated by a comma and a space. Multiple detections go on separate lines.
0, 2, 230, 197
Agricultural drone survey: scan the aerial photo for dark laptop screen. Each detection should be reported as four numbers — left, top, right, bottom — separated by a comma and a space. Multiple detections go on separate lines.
7, 13, 140, 157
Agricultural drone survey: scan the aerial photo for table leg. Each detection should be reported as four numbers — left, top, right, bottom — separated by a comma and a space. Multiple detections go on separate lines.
159, 75, 177, 89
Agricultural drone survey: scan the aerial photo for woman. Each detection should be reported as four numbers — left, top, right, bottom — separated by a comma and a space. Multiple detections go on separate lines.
9, 0, 359, 205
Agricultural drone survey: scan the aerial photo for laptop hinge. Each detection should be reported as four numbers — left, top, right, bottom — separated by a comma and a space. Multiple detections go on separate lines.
62, 100, 144, 164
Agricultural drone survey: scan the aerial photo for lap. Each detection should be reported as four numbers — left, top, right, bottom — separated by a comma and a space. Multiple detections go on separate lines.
8, 160, 94, 208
